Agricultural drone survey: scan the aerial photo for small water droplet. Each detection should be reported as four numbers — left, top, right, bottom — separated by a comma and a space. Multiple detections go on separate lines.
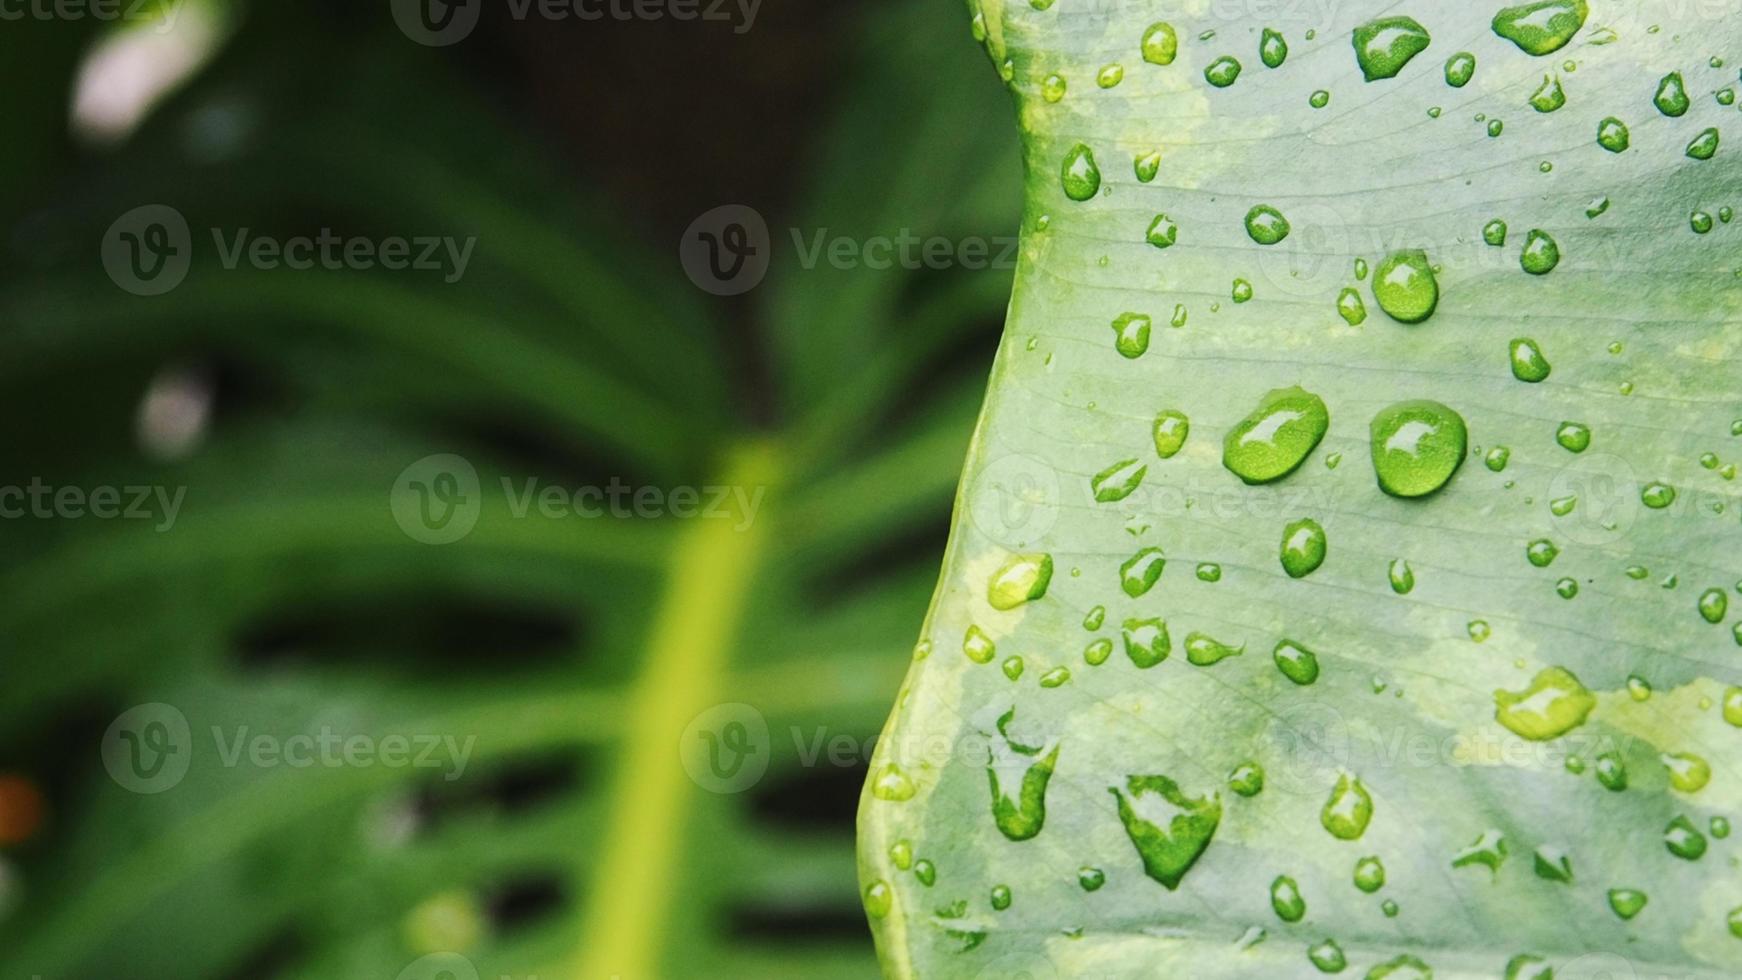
1232, 279, 1254, 303
1281, 518, 1328, 578
1656, 72, 1691, 116
1469, 620, 1492, 642
1321, 773, 1374, 840
1245, 204, 1291, 245
1119, 546, 1167, 597
1597, 116, 1631, 152
1261, 28, 1289, 68
1485, 446, 1511, 471
1271, 640, 1321, 685
1520, 229, 1561, 275
1483, 219, 1509, 246
1388, 558, 1415, 594
990, 884, 1012, 911
1337, 288, 1367, 325
1452, 829, 1509, 873
1185, 631, 1244, 666
1134, 149, 1161, 183
1532, 845, 1573, 883
1665, 814, 1708, 860
1001, 656, 1024, 680
1270, 875, 1307, 922
1077, 866, 1105, 891
1688, 127, 1721, 160
889, 839, 913, 869
1097, 63, 1125, 89
987, 708, 1057, 839
1526, 539, 1560, 567
1309, 940, 1348, 973
1529, 74, 1566, 112
1640, 482, 1676, 509
1555, 577, 1579, 599
1310, 89, 1331, 108
1093, 457, 1148, 503
1061, 144, 1101, 201
1147, 214, 1179, 248
1109, 312, 1152, 359
1354, 856, 1386, 893
873, 763, 918, 801
1608, 888, 1647, 920
1555, 421, 1591, 453
1196, 562, 1222, 582
1663, 751, 1711, 793
1122, 617, 1170, 668
964, 625, 996, 664
1446, 51, 1476, 87
988, 553, 1054, 610
1204, 56, 1243, 88
1228, 762, 1264, 797
864, 880, 892, 918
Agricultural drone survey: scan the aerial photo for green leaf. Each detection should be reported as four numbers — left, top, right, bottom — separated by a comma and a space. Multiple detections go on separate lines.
861, 2, 1742, 976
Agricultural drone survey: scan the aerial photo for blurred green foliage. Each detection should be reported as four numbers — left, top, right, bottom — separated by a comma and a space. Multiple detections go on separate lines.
0, 1, 1017, 976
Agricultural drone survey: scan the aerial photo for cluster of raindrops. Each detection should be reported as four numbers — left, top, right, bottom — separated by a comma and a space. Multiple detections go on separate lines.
887, 2, 1742, 970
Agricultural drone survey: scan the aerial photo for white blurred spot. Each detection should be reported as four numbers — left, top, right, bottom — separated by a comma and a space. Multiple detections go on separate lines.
136, 363, 213, 462
70, 1, 232, 148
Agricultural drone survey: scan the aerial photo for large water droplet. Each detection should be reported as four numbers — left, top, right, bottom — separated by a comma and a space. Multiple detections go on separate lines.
1245, 204, 1291, 245
1320, 773, 1374, 840
1120, 546, 1167, 597
1122, 617, 1170, 668
1656, 72, 1691, 117
1110, 774, 1221, 890
1492, 0, 1588, 56
1372, 250, 1439, 323
1494, 666, 1596, 740
1223, 386, 1330, 484
1370, 401, 1468, 498
1093, 458, 1148, 502
1274, 640, 1320, 685
1270, 875, 1306, 921
1353, 17, 1432, 81
1281, 518, 1328, 578
986, 708, 1059, 841
1141, 22, 1179, 65
1110, 312, 1153, 359
1521, 229, 1560, 274
1061, 144, 1101, 201
1153, 410, 1190, 458
988, 553, 1053, 610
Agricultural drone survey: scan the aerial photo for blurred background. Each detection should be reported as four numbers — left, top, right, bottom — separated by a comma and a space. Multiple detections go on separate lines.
0, 1, 1020, 976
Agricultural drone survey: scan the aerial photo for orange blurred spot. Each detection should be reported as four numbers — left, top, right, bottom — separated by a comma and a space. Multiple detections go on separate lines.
0, 775, 44, 846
